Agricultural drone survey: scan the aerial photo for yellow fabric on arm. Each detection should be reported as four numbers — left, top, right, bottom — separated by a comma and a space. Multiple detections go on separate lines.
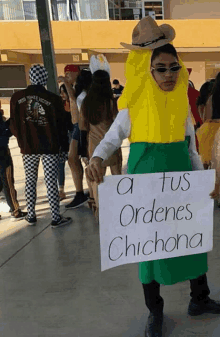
118, 50, 189, 143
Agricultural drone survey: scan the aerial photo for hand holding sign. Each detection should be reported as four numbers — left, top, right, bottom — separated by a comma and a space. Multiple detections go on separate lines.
85, 157, 105, 184
210, 182, 220, 200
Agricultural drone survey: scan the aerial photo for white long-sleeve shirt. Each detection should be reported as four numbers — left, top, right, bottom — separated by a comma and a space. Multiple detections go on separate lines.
92, 108, 204, 171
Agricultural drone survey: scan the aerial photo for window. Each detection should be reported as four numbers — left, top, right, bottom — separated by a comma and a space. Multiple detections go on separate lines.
51, 0, 79, 21
0, 0, 37, 20
108, 0, 120, 20
68, 0, 79, 20
0, 0, 24, 20
108, 0, 164, 20
23, 0, 37, 20
0, 0, 109, 20
0, 65, 27, 97
108, 0, 142, 20
79, 0, 108, 20
143, 1, 164, 20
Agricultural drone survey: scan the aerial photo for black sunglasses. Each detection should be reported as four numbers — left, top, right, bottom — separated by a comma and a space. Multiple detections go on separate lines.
151, 65, 182, 74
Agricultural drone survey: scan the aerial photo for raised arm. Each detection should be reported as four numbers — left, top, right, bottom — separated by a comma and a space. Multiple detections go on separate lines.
58, 76, 79, 124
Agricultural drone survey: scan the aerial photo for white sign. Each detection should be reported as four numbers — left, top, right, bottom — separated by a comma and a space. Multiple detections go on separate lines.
99, 170, 215, 272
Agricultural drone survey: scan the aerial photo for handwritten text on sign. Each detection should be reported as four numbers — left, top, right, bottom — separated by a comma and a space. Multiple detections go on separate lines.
98, 170, 215, 272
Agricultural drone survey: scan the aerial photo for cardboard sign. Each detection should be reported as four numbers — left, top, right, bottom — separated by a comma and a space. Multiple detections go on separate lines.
98, 170, 215, 271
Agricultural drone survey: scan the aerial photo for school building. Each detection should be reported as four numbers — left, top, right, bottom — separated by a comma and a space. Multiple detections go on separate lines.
0, 0, 220, 114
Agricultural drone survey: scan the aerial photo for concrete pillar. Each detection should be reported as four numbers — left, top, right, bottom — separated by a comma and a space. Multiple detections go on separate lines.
35, 0, 59, 95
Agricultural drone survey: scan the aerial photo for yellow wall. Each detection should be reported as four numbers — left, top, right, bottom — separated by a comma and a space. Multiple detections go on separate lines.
0, 19, 220, 50
206, 67, 220, 81
181, 61, 206, 91
1, 19, 220, 99
106, 54, 127, 86
179, 52, 214, 90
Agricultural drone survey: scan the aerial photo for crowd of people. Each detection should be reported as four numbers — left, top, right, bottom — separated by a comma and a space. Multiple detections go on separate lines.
0, 55, 124, 224
1, 14, 220, 337
196, 75, 220, 198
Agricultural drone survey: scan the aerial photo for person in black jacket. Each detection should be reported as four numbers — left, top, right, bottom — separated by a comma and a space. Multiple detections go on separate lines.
10, 64, 72, 228
0, 108, 27, 221
112, 79, 124, 100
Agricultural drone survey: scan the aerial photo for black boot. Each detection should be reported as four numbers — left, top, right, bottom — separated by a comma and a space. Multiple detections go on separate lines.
145, 309, 163, 337
188, 274, 218, 316
188, 297, 220, 316
142, 281, 164, 337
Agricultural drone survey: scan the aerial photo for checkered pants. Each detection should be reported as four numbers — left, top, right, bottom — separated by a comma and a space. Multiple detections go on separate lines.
23, 154, 60, 221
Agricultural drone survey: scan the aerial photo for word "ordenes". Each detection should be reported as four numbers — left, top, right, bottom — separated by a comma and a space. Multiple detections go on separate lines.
120, 199, 192, 226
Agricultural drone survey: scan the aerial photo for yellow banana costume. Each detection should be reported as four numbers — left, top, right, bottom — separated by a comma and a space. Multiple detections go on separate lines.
118, 50, 208, 285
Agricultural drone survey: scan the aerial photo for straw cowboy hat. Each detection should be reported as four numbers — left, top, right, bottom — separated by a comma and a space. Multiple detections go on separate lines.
120, 16, 175, 50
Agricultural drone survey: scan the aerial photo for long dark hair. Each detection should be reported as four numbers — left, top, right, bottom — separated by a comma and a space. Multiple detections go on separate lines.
196, 81, 213, 107
75, 69, 92, 98
151, 43, 179, 64
82, 70, 114, 125
211, 72, 220, 119
59, 84, 69, 98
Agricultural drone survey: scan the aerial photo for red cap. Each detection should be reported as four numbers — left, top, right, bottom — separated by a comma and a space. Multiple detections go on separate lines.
187, 68, 192, 75
64, 64, 80, 73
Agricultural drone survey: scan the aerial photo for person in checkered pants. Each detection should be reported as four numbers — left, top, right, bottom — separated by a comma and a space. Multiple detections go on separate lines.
10, 64, 72, 228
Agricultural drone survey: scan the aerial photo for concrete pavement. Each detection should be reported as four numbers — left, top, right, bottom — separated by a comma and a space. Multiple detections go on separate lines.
0, 137, 220, 336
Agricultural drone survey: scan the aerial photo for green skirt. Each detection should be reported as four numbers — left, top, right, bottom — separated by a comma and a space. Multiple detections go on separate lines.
127, 140, 208, 285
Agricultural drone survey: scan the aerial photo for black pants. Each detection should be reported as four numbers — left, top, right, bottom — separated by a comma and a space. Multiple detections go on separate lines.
142, 274, 210, 313
0, 147, 20, 216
